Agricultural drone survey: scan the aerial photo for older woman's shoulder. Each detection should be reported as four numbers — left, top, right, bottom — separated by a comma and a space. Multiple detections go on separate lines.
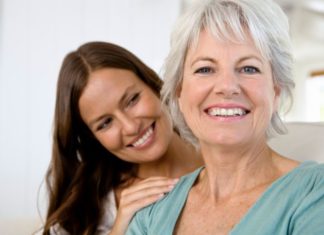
287, 161, 324, 197
147, 166, 203, 214
296, 161, 324, 177
126, 167, 204, 234
287, 161, 324, 233
263, 161, 324, 203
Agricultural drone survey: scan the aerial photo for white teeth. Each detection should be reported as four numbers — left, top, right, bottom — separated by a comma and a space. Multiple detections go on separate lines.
132, 127, 153, 147
208, 108, 246, 117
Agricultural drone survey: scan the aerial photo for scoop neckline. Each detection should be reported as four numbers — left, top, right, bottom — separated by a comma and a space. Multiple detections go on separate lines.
170, 161, 316, 234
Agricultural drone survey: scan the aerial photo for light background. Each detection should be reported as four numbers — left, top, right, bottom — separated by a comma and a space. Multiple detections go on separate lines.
0, 0, 323, 234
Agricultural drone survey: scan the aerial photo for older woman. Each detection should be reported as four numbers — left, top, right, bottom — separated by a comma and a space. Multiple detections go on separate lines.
126, 0, 324, 234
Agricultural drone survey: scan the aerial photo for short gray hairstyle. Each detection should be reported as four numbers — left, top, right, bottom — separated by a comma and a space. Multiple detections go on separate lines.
161, 0, 295, 147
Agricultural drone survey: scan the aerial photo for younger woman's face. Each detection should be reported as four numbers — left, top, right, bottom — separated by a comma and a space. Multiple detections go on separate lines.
78, 68, 173, 163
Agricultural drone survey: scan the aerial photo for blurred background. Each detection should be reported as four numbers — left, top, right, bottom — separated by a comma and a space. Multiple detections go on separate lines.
0, 0, 323, 234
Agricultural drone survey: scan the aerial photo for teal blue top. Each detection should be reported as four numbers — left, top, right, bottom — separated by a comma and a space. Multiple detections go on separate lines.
126, 161, 324, 235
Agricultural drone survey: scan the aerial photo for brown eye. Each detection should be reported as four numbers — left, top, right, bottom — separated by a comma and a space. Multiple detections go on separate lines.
97, 117, 113, 131
127, 93, 140, 107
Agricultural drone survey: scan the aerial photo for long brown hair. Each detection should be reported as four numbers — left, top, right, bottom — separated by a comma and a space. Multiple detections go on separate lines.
43, 42, 162, 234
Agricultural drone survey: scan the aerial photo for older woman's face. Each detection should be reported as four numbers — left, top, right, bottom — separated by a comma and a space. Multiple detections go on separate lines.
178, 29, 279, 149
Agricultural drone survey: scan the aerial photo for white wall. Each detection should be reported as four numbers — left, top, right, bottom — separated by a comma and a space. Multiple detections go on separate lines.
1, 0, 323, 234
285, 0, 324, 121
0, 1, 180, 234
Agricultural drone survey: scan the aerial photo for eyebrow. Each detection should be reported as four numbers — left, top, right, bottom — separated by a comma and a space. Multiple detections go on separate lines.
190, 55, 264, 67
190, 57, 215, 67
237, 55, 264, 64
88, 84, 136, 128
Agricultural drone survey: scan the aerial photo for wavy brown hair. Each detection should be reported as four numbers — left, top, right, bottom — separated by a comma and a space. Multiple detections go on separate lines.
43, 41, 162, 235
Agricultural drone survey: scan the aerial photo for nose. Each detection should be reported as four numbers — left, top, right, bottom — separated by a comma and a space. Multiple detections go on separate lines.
119, 113, 140, 136
213, 70, 240, 97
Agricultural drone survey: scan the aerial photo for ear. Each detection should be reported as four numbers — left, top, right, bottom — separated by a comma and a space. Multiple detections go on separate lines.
273, 84, 281, 111
176, 83, 182, 98
176, 83, 183, 112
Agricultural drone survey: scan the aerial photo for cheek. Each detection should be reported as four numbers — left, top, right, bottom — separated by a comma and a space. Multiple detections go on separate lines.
178, 80, 209, 114
139, 94, 162, 115
177, 83, 203, 134
247, 80, 276, 105
250, 84, 278, 125
178, 91, 189, 118
263, 76, 279, 110
178, 81, 193, 114
95, 130, 121, 152
264, 85, 278, 113
178, 83, 196, 121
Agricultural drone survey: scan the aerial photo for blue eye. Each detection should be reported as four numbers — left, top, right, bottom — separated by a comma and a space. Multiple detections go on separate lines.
195, 67, 213, 74
241, 66, 260, 74
97, 117, 113, 131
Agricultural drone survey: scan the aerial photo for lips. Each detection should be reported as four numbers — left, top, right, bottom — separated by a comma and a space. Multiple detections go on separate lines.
127, 122, 155, 148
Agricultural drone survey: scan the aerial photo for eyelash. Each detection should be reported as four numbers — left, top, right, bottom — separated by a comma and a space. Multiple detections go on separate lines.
95, 92, 141, 131
97, 117, 113, 131
195, 66, 260, 74
240, 66, 260, 74
127, 92, 140, 107
194, 66, 213, 74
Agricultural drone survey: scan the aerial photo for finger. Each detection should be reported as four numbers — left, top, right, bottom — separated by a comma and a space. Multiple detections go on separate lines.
120, 183, 176, 206
123, 178, 178, 196
126, 193, 165, 212
114, 192, 167, 231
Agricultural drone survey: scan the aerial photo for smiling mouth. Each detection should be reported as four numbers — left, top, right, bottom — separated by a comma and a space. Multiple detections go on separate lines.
128, 123, 155, 148
206, 107, 250, 117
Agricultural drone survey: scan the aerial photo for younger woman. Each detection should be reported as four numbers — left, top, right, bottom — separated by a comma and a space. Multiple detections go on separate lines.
43, 41, 202, 235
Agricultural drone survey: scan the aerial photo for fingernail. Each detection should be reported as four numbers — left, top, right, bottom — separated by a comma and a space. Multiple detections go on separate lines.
173, 178, 179, 183
168, 184, 175, 189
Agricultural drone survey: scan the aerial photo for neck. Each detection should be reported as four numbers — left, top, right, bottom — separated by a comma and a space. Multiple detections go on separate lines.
197, 143, 283, 200
137, 132, 201, 178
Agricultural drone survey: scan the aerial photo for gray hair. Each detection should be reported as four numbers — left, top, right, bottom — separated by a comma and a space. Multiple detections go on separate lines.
161, 0, 295, 147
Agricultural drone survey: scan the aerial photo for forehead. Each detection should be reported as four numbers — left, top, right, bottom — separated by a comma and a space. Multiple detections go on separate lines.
79, 68, 145, 110
88, 68, 142, 86
81, 68, 149, 100
185, 29, 262, 62
78, 68, 147, 123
